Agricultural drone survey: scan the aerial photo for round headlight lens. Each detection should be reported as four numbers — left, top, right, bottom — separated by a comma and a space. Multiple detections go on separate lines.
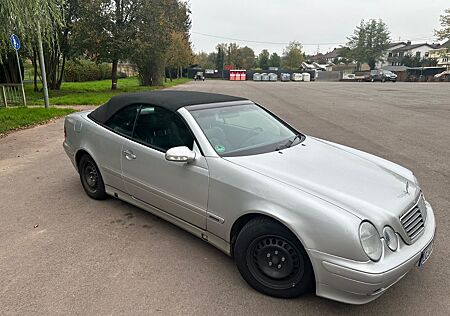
359, 221, 382, 261
383, 226, 398, 251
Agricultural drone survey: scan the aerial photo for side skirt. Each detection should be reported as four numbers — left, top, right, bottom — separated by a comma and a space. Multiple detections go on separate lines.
105, 185, 231, 256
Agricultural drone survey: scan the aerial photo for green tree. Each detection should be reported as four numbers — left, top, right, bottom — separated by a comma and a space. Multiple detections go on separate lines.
401, 54, 438, 67
258, 49, 270, 69
435, 8, 450, 41
335, 47, 352, 64
131, 0, 191, 86
226, 43, 242, 68
166, 31, 193, 79
73, 0, 142, 89
216, 43, 226, 73
42, 0, 79, 90
346, 19, 391, 70
401, 54, 422, 67
269, 52, 281, 68
206, 52, 217, 69
281, 41, 304, 70
0, 0, 63, 83
194, 52, 215, 69
239, 46, 256, 69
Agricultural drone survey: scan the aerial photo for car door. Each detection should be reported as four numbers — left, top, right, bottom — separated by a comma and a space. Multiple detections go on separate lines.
97, 104, 141, 192
121, 105, 209, 229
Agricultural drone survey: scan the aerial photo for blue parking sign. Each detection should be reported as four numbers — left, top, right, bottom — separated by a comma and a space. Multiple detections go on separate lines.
10, 34, 21, 50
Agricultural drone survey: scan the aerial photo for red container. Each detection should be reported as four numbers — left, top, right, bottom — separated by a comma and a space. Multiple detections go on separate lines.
230, 70, 246, 81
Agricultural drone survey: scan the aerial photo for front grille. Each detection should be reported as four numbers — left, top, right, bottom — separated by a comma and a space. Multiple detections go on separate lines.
400, 200, 425, 241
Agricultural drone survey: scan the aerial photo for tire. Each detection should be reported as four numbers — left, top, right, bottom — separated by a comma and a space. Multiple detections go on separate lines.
79, 154, 107, 200
234, 217, 314, 298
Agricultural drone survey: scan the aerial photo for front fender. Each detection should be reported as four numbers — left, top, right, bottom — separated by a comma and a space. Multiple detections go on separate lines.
206, 157, 367, 262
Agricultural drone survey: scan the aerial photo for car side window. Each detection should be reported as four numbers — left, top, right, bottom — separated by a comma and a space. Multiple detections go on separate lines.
105, 104, 140, 136
133, 105, 194, 151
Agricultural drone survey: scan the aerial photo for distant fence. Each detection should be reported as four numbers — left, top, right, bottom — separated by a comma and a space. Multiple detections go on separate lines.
0, 84, 26, 107
316, 71, 342, 81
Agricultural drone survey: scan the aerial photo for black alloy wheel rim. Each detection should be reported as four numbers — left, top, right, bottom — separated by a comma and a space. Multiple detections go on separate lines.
246, 235, 304, 290
83, 162, 99, 192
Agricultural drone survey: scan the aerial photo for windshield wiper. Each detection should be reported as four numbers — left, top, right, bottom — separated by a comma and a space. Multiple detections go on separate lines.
275, 134, 301, 151
286, 134, 301, 148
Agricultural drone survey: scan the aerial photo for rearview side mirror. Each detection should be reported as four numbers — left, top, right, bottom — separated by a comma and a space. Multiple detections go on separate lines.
165, 146, 196, 163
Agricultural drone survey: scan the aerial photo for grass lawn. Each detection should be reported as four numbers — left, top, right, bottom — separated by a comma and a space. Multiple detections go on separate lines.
25, 77, 191, 106
0, 107, 75, 134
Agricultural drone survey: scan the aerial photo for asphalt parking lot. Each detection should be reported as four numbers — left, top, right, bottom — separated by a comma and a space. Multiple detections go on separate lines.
1, 80, 449, 315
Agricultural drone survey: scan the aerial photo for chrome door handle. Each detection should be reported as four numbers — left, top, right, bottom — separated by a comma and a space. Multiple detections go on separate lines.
123, 149, 136, 160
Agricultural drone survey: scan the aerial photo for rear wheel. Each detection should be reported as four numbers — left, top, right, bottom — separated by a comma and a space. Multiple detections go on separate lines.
234, 217, 314, 298
79, 154, 107, 200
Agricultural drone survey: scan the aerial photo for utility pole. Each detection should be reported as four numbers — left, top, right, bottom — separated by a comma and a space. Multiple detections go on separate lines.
37, 24, 50, 108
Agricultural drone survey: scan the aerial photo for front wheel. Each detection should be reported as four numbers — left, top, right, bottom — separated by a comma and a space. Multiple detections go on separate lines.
79, 154, 107, 200
234, 217, 314, 298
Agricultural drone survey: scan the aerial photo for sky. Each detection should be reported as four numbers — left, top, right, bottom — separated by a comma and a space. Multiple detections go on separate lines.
189, 0, 448, 56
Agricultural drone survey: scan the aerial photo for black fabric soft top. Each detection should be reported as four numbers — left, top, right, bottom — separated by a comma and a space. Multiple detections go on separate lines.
88, 90, 247, 124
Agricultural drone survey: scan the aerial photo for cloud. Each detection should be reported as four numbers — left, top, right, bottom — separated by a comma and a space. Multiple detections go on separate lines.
190, 0, 447, 55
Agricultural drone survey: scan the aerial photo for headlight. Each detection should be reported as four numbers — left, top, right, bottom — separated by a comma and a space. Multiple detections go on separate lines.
383, 226, 398, 251
359, 221, 382, 261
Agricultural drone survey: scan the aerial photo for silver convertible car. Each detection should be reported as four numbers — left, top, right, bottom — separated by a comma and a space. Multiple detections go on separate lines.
63, 91, 435, 304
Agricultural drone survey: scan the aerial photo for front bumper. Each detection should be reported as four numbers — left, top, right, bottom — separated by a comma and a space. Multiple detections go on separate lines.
308, 201, 436, 304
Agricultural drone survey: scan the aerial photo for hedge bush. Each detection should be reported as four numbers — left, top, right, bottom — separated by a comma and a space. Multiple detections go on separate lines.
64, 60, 118, 82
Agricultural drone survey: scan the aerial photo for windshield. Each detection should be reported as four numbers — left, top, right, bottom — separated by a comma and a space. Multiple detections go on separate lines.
189, 103, 301, 156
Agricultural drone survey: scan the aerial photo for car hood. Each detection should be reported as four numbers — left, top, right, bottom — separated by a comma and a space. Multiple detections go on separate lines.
224, 137, 419, 222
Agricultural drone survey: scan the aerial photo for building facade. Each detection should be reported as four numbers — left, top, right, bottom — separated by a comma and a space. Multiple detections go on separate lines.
377, 41, 439, 68
430, 40, 450, 69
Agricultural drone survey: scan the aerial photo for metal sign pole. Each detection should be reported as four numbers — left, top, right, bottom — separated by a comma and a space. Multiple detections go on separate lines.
37, 25, 50, 109
15, 49, 27, 107
10, 34, 27, 107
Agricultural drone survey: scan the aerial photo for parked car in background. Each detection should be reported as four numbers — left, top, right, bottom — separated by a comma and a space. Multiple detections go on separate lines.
434, 70, 450, 82
368, 70, 397, 82
194, 71, 205, 81
63, 91, 435, 305
261, 73, 269, 81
